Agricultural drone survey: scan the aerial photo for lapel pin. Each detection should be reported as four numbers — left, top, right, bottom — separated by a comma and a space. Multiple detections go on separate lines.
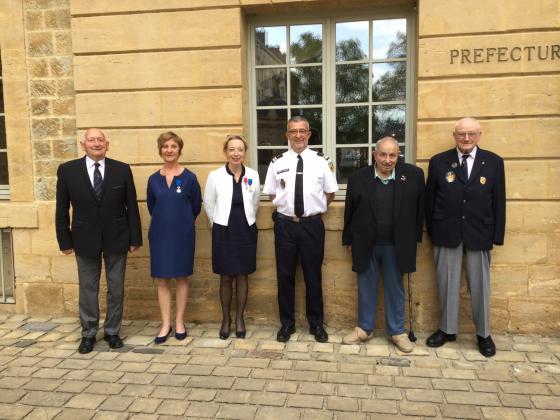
451, 162, 458, 168
480, 176, 486, 185
446, 171, 456, 183
400, 174, 406, 181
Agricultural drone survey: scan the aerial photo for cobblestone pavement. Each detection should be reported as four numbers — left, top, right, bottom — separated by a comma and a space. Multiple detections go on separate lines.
0, 314, 559, 419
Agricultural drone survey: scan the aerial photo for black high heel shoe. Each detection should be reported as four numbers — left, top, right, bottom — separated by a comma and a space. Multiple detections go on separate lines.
235, 317, 246, 339
219, 319, 231, 340
175, 325, 188, 341
155, 327, 172, 344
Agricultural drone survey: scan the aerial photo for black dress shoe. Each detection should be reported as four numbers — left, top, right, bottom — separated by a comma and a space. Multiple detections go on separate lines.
219, 319, 231, 340
309, 325, 329, 343
78, 336, 96, 354
426, 330, 456, 348
175, 326, 187, 341
103, 334, 123, 349
235, 330, 246, 339
155, 327, 172, 344
276, 325, 295, 342
477, 335, 496, 357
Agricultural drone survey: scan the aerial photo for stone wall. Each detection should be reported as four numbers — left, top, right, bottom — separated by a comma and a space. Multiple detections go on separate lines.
1, 0, 559, 335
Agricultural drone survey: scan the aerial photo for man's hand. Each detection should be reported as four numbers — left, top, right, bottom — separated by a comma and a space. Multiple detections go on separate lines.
62, 249, 73, 255
129, 246, 140, 253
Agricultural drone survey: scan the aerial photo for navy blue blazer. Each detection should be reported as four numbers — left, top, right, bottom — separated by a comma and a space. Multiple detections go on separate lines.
425, 148, 506, 251
55, 156, 142, 257
343, 161, 425, 274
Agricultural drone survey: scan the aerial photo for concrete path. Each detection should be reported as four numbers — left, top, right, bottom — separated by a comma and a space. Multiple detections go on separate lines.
0, 314, 559, 419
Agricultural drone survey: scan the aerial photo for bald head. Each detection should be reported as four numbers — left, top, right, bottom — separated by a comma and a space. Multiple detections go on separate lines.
81, 128, 109, 161
453, 118, 481, 154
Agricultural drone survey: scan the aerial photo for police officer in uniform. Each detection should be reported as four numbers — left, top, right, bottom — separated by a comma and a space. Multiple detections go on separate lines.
263, 116, 338, 343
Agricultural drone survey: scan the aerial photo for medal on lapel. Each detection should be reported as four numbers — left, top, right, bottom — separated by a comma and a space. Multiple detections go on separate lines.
175, 179, 182, 193
480, 176, 486, 185
243, 177, 254, 192
451, 162, 458, 168
445, 171, 456, 183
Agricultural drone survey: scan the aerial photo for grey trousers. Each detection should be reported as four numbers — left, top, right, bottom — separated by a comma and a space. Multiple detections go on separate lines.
76, 252, 127, 338
434, 244, 491, 338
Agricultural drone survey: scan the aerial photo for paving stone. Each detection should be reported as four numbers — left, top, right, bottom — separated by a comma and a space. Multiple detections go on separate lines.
498, 392, 532, 408
172, 364, 213, 375
396, 346, 430, 357
360, 399, 398, 414
294, 360, 338, 372
522, 408, 560, 420
86, 370, 125, 383
402, 367, 441, 378
65, 393, 107, 409
0, 376, 31, 389
128, 397, 162, 414
185, 401, 219, 418
89, 360, 121, 371
24, 378, 63, 391
477, 368, 514, 381
312, 343, 334, 353
251, 368, 285, 380
374, 387, 402, 400
287, 342, 310, 352
300, 382, 336, 395
189, 375, 235, 389
228, 357, 269, 368
152, 373, 189, 387
339, 363, 374, 374
260, 341, 286, 351
287, 394, 324, 409
336, 384, 372, 398
233, 378, 266, 391
441, 368, 476, 379
188, 355, 228, 366
187, 389, 217, 401
512, 343, 543, 352
367, 375, 393, 387
324, 372, 367, 388
157, 399, 189, 416
405, 388, 443, 403
435, 347, 460, 359
213, 366, 251, 377
444, 390, 501, 406
119, 372, 156, 385
499, 382, 550, 395
463, 350, 489, 361
98, 396, 134, 412
439, 403, 481, 419
84, 382, 126, 395
0, 388, 27, 403
215, 390, 252, 404
250, 391, 287, 406
338, 345, 360, 355
146, 363, 175, 374
233, 339, 258, 351
365, 345, 390, 357
0, 402, 34, 419
24, 407, 62, 420
413, 358, 447, 368
399, 401, 437, 417
394, 376, 431, 389
300, 409, 333, 420
20, 391, 73, 407
120, 385, 156, 398
254, 406, 302, 420
482, 407, 524, 419
432, 378, 471, 391
531, 395, 560, 410
471, 380, 499, 392
266, 380, 298, 393
325, 396, 357, 411
515, 372, 557, 383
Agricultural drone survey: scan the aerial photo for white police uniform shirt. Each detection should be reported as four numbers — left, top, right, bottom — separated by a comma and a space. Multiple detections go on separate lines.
263, 147, 338, 217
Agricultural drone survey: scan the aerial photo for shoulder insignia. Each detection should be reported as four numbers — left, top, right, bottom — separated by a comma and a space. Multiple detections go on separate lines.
316, 151, 324, 157
271, 153, 284, 163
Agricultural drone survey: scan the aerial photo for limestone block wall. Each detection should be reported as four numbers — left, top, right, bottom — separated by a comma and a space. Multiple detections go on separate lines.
1, 0, 558, 335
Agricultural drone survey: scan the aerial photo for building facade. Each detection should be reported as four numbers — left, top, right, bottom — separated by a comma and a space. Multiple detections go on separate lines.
0, 0, 558, 334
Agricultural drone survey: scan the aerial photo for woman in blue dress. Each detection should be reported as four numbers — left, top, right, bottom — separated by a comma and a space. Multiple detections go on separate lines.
204, 135, 260, 339
147, 132, 201, 344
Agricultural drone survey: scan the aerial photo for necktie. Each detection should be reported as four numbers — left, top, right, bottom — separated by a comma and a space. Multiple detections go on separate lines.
93, 163, 103, 198
461, 154, 469, 181
294, 155, 304, 217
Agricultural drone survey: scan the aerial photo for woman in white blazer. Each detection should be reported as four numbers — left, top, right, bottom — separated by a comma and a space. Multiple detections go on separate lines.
204, 135, 260, 339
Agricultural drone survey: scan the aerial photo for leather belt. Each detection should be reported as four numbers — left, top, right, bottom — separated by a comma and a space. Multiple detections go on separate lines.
276, 213, 322, 223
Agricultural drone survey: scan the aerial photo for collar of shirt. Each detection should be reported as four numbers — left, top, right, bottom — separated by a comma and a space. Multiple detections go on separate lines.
287, 147, 312, 159
456, 146, 477, 162
86, 156, 106, 170
374, 165, 395, 185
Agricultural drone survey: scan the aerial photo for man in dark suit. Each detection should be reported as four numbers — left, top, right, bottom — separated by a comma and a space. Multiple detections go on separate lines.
56, 128, 142, 353
425, 117, 506, 357
342, 137, 424, 353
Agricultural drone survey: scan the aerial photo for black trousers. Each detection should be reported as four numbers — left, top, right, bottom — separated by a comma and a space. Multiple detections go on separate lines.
274, 217, 325, 329
75, 252, 127, 338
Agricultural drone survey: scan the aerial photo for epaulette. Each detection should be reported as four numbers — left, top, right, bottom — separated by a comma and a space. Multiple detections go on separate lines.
317, 151, 335, 172
271, 153, 284, 163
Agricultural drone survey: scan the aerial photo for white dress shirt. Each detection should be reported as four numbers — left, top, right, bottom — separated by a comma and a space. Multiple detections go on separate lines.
263, 147, 338, 217
85, 156, 105, 186
204, 165, 260, 226
456, 146, 477, 178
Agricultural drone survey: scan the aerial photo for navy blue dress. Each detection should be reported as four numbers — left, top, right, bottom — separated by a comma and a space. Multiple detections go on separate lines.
212, 165, 258, 275
147, 169, 201, 278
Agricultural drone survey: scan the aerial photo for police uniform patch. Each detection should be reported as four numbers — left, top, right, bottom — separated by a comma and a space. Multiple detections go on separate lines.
316, 151, 335, 172
271, 153, 284, 163
280, 179, 286, 189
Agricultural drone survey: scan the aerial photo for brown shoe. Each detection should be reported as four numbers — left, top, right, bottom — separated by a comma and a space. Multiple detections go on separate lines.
342, 327, 373, 345
392, 333, 414, 353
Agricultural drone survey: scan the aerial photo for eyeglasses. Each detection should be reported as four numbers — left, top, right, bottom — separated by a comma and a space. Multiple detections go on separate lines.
287, 129, 309, 136
454, 131, 480, 139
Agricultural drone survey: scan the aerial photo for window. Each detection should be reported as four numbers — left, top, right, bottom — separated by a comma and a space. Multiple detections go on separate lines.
0, 51, 8, 199
248, 10, 415, 188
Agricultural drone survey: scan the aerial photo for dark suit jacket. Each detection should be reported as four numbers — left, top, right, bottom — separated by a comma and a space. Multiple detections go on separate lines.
55, 156, 142, 257
425, 148, 506, 251
342, 162, 425, 274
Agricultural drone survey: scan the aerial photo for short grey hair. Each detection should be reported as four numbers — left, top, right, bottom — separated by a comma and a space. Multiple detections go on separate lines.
374, 136, 399, 150
287, 115, 310, 130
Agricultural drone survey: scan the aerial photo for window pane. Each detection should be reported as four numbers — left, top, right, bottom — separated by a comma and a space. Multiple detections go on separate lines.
255, 26, 287, 65
336, 106, 368, 144
372, 18, 407, 59
290, 66, 322, 105
290, 24, 322, 64
0, 79, 4, 114
336, 21, 368, 61
336, 64, 368, 104
256, 68, 287, 106
372, 105, 405, 143
257, 148, 287, 181
336, 147, 369, 183
0, 153, 8, 184
292, 108, 322, 145
0, 117, 5, 149
372, 62, 406, 102
257, 109, 288, 146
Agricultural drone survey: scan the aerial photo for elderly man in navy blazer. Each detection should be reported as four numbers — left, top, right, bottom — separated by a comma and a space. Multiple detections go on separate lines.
56, 128, 142, 354
425, 117, 506, 357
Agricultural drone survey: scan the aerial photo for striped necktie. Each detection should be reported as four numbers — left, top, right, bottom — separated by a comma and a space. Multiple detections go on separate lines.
93, 163, 103, 198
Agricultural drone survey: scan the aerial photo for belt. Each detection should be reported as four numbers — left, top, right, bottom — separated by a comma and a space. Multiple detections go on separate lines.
276, 213, 322, 223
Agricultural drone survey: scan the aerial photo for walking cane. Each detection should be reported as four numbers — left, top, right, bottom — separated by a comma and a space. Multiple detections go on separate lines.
407, 272, 417, 342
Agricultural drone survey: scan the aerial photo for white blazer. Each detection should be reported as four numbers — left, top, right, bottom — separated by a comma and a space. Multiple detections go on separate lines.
204, 165, 260, 226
